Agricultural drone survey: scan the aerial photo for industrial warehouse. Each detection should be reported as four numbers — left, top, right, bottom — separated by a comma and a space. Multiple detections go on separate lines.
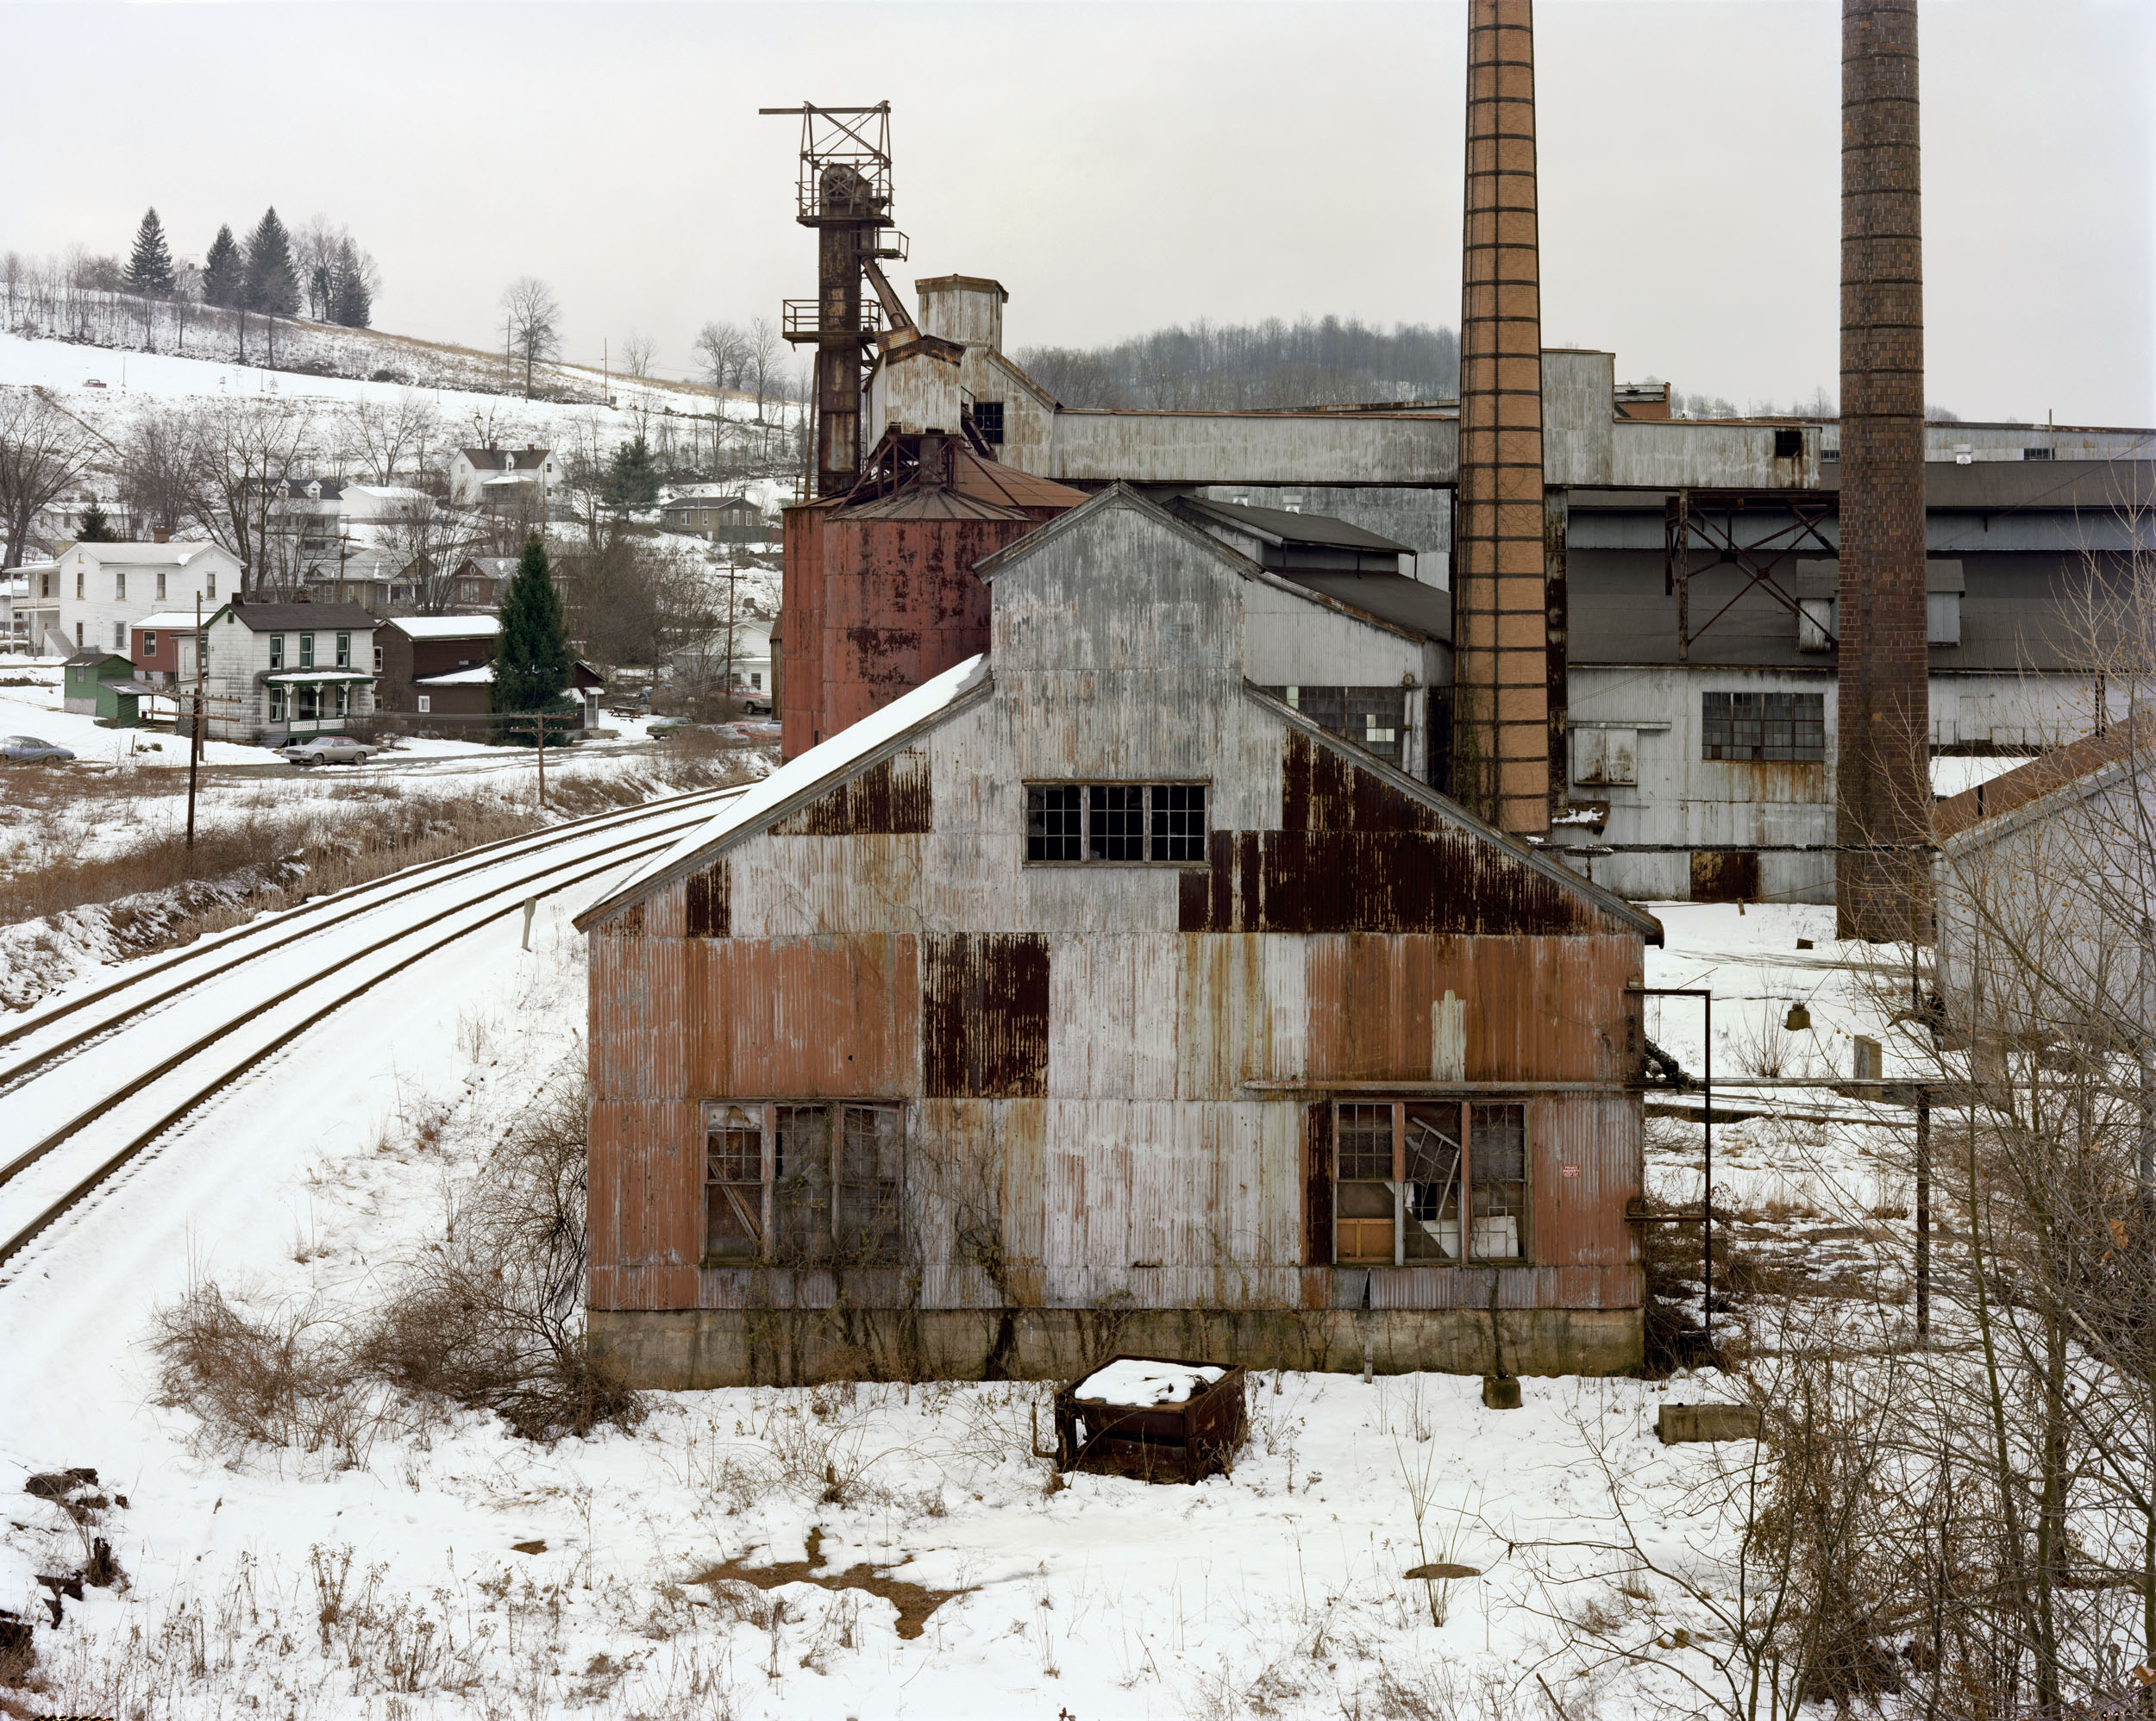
578, 6, 2153, 1387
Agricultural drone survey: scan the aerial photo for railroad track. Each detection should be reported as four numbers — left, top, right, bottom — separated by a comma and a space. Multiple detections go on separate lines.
0, 783, 740, 1281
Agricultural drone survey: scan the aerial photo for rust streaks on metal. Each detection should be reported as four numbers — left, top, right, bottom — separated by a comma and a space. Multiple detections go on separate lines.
923, 932, 1050, 1098
773, 749, 933, 835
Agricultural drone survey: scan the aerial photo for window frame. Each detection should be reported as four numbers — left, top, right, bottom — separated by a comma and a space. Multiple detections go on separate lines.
971, 400, 1006, 445
142, 631, 157, 659
335, 631, 351, 669
700, 1098, 907, 1267
268, 633, 285, 670
1330, 1097, 1531, 1267
417, 694, 431, 714
299, 633, 316, 670
268, 685, 285, 721
1701, 690, 1825, 763
1025, 780, 1210, 867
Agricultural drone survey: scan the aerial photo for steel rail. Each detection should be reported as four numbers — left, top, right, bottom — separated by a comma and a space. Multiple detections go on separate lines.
0, 781, 743, 1055
0, 832, 685, 1278
0, 810, 705, 1191
0, 793, 733, 1101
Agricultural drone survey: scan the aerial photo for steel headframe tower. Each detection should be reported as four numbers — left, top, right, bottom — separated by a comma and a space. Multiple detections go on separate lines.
1835, 2, 1929, 939
762, 102, 906, 499
1454, 0, 1552, 836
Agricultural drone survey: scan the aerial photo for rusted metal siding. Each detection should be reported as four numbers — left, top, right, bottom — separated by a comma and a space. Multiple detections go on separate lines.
778, 504, 830, 760
586, 488, 1649, 1322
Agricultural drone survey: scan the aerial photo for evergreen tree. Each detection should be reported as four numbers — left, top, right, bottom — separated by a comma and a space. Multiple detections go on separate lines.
329, 239, 372, 328
201, 225, 243, 310
124, 208, 175, 297
75, 500, 116, 542
604, 435, 661, 511
491, 533, 573, 744
242, 207, 299, 317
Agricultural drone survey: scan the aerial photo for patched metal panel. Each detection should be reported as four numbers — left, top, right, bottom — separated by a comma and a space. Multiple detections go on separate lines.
772, 748, 933, 835
586, 1098, 699, 1301
684, 861, 730, 937
923, 933, 1050, 1098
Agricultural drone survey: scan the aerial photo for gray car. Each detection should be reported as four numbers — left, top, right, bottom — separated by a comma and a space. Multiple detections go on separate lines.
0, 735, 75, 764
281, 735, 373, 767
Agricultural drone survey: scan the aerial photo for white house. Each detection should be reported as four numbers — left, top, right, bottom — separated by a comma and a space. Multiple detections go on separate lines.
448, 445, 563, 509
200, 598, 379, 743
53, 541, 241, 660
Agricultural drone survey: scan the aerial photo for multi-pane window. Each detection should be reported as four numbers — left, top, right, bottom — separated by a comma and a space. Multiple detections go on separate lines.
268, 686, 285, 721
299, 633, 316, 670
1025, 784, 1208, 864
701, 1100, 906, 1266
268, 634, 285, 670
1701, 692, 1825, 762
143, 632, 158, 659
335, 632, 351, 669
114, 571, 126, 601
971, 400, 1005, 445
1261, 686, 1409, 768
1332, 1098, 1527, 1265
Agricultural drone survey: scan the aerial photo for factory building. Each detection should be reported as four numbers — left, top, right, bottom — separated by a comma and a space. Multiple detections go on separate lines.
577, 485, 1662, 1387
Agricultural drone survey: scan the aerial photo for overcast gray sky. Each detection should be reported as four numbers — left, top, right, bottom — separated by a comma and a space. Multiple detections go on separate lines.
4, 1, 2150, 424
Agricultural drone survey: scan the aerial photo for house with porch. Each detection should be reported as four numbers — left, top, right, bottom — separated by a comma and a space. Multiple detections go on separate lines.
200, 598, 379, 742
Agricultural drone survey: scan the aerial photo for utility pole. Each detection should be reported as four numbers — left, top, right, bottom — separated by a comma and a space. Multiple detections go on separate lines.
186, 593, 204, 851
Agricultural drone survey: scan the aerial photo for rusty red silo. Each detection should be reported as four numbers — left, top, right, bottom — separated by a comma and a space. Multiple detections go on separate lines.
780, 432, 1087, 757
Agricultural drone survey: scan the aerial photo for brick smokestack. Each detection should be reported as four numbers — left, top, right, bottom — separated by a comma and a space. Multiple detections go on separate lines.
1454, 0, 1550, 835
1837, 0, 1929, 938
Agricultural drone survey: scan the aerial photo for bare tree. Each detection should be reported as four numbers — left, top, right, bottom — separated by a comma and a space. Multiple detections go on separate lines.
620, 334, 656, 379
191, 397, 315, 593
0, 388, 99, 569
377, 491, 481, 614
118, 406, 205, 538
693, 320, 746, 402
499, 278, 561, 401
748, 316, 781, 422
343, 391, 442, 487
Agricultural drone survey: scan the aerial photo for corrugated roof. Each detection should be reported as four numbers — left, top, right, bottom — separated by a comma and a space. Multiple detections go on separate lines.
1183, 497, 1414, 555
837, 487, 1033, 523
1280, 571, 1451, 642
948, 449, 1088, 513
1935, 716, 2153, 842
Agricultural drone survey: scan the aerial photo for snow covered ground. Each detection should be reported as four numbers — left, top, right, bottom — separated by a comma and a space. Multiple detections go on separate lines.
0, 884, 1925, 1718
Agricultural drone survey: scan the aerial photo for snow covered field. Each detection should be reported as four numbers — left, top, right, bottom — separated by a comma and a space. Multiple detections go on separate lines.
0, 882, 1926, 1718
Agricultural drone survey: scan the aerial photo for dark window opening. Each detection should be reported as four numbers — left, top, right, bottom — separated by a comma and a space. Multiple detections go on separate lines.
970, 400, 1005, 445
1702, 691, 1825, 762
1332, 1099, 1526, 1265
703, 1099, 906, 1267
1027, 783, 1207, 864
1773, 428, 1803, 459
2021, 447, 2053, 460
1261, 685, 1408, 768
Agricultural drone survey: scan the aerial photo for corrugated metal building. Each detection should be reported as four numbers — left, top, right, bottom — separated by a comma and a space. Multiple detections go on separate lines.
578, 485, 1662, 1387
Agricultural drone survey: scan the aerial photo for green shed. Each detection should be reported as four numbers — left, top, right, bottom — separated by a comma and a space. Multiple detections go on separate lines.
61, 650, 140, 723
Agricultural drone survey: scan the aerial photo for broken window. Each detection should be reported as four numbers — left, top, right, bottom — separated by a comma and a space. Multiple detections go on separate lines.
1332, 1099, 1526, 1265
969, 400, 1004, 445
702, 1100, 907, 1267
1702, 691, 1824, 762
1261, 686, 1409, 768
1025, 784, 1207, 865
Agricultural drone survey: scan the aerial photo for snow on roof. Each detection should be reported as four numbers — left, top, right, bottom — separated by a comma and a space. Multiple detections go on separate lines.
412, 666, 492, 685
66, 541, 223, 565
264, 669, 379, 684
132, 612, 210, 632
1073, 1359, 1226, 1407
392, 615, 501, 641
578, 653, 991, 928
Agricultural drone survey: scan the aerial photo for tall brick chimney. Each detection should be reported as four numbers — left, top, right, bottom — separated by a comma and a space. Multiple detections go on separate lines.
1836, 0, 1929, 938
1454, 0, 1550, 835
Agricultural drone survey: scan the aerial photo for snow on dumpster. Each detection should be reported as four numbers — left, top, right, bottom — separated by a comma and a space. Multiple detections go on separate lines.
1051, 1355, 1246, 1484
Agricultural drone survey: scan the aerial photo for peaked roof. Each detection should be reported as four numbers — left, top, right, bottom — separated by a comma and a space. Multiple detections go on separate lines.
66, 541, 228, 566
389, 615, 501, 641
1936, 716, 2153, 844
573, 654, 993, 929
219, 599, 379, 631
459, 447, 552, 471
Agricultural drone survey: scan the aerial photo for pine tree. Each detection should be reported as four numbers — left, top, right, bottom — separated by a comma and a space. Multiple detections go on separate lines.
605, 436, 661, 511
125, 209, 175, 297
492, 533, 573, 744
201, 225, 243, 309
242, 207, 299, 317
329, 239, 372, 328
76, 500, 116, 542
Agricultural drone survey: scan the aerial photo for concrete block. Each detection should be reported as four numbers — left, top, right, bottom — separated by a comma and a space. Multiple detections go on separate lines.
1656, 1402, 1763, 1444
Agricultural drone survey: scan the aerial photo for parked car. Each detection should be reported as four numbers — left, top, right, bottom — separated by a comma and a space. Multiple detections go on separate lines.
0, 735, 75, 764
281, 735, 373, 767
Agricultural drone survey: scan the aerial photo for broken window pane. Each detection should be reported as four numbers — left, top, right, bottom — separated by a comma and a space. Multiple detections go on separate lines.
773, 1104, 833, 1262
1403, 1103, 1463, 1261
1026, 785, 1082, 860
1334, 1102, 1395, 1262
703, 1103, 764, 1262
1470, 1103, 1527, 1261
837, 1104, 905, 1265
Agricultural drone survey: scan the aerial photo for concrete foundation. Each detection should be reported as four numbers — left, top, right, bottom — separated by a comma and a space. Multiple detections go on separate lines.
587, 1305, 1645, 1389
